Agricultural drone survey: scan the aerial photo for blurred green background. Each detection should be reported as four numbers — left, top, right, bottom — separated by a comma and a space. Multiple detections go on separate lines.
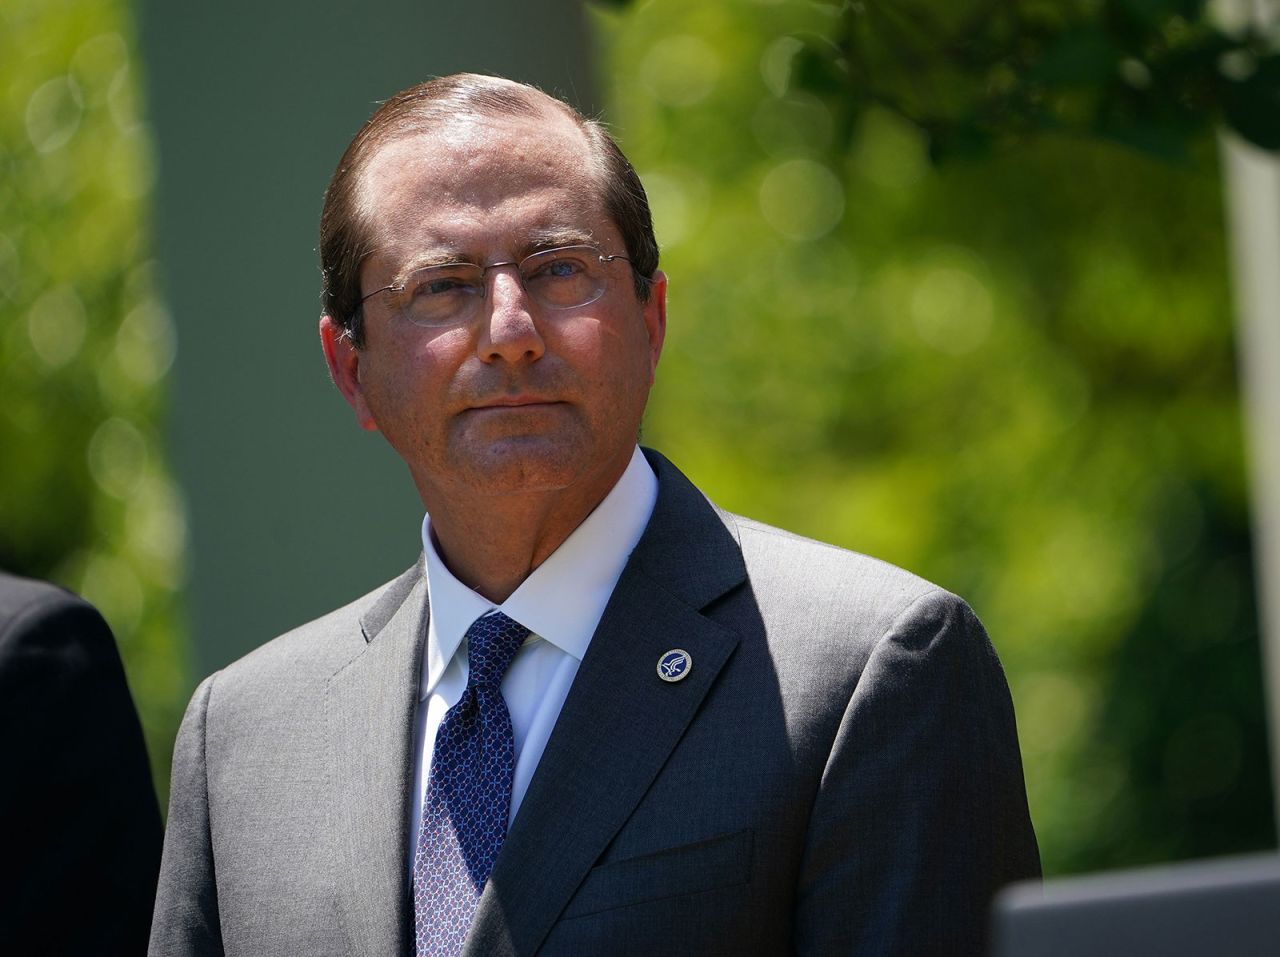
1, 0, 185, 797
3, 0, 1274, 876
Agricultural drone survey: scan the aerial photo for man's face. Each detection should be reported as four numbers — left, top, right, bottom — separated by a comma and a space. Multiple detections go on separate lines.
321, 110, 666, 512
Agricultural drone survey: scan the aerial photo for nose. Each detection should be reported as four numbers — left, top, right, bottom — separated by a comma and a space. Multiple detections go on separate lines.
476, 264, 545, 364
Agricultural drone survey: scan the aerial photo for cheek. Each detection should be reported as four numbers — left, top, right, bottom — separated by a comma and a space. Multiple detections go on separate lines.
573, 312, 651, 374
607, 316, 661, 389
353, 357, 440, 443
571, 328, 655, 418
364, 328, 470, 398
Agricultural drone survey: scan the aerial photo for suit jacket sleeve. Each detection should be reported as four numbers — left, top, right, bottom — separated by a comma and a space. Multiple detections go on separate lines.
150, 674, 225, 956
794, 589, 1041, 956
0, 581, 163, 954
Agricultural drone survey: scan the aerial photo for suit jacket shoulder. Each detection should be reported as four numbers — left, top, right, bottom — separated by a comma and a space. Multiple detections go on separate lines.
209, 557, 424, 695
732, 510, 949, 633
0, 571, 94, 630
153, 559, 430, 956
0, 571, 162, 955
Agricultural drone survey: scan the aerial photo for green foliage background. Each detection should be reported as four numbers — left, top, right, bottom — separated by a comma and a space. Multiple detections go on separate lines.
1, 0, 185, 799
595, 0, 1275, 874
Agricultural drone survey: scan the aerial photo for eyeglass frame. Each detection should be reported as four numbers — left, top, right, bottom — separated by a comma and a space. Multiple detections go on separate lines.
355, 243, 647, 324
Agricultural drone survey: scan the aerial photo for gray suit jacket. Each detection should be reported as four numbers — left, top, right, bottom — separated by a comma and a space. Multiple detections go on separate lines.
151, 451, 1039, 956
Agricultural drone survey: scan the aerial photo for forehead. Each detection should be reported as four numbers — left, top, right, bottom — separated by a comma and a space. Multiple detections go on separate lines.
357, 111, 608, 260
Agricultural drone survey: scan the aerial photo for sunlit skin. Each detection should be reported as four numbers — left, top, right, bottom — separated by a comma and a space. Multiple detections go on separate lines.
320, 106, 666, 602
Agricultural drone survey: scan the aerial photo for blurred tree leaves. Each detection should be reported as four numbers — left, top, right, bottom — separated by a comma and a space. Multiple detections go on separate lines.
782, 0, 1280, 160
1, 0, 185, 800
593, 0, 1274, 873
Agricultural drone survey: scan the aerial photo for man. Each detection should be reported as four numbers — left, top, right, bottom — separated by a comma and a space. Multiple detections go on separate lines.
151, 74, 1039, 956
0, 570, 162, 954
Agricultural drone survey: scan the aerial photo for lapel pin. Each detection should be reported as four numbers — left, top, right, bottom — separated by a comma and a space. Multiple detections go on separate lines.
657, 648, 692, 683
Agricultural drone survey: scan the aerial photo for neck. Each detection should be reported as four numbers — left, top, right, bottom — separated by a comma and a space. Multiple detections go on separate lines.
422, 458, 631, 603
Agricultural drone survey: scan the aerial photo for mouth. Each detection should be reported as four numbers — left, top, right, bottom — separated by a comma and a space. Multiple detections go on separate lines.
468, 396, 564, 412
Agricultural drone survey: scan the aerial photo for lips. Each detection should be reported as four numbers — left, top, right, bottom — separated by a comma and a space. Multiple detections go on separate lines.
475, 396, 554, 407
465, 394, 555, 409
466, 396, 564, 413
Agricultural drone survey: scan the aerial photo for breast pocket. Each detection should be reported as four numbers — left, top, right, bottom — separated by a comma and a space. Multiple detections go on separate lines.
560, 828, 754, 920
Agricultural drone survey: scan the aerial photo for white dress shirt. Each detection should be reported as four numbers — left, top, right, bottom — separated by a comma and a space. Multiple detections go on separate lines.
408, 447, 658, 874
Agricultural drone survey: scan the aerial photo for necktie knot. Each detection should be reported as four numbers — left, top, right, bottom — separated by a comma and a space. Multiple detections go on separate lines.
465, 611, 528, 689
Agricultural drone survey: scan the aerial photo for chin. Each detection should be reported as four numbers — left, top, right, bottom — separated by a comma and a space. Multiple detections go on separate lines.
455, 436, 595, 495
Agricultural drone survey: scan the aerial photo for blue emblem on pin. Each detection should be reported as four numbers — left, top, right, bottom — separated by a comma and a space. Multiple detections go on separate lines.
657, 649, 692, 682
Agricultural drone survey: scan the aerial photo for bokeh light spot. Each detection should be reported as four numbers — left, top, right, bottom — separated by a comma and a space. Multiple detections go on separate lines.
72, 32, 128, 94
640, 167, 708, 248
759, 36, 804, 97
115, 298, 177, 386
25, 75, 84, 154
88, 416, 149, 498
910, 262, 994, 354
752, 91, 834, 157
27, 284, 88, 367
758, 158, 844, 240
126, 473, 188, 585
640, 35, 721, 106
1017, 671, 1092, 755
78, 551, 143, 634
850, 108, 928, 194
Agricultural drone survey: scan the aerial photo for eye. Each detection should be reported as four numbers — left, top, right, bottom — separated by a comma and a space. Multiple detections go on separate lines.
392, 265, 485, 326
420, 276, 468, 296
404, 266, 479, 299
544, 257, 584, 278
525, 250, 591, 282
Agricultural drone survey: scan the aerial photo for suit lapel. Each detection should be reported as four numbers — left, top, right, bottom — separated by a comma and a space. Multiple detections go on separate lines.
327, 561, 427, 957
465, 452, 747, 955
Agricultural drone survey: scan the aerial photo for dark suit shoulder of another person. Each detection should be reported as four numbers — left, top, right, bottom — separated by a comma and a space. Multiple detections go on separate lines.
0, 571, 163, 955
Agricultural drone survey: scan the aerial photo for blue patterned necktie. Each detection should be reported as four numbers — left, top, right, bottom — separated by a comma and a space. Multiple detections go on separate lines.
413, 611, 529, 957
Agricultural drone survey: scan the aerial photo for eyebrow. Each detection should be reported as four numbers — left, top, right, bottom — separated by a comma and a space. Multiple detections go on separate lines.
522, 225, 597, 252
391, 225, 600, 279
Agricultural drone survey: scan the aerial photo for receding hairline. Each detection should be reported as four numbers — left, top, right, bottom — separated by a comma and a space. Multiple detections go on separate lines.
347, 95, 612, 267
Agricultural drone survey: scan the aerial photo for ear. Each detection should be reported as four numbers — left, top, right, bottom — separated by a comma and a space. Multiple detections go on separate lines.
641, 270, 668, 381
319, 315, 379, 432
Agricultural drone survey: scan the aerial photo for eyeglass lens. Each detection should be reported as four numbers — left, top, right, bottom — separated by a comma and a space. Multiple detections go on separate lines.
385, 245, 615, 327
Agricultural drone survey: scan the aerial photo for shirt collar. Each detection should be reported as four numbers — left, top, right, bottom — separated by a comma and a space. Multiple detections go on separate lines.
419, 447, 658, 699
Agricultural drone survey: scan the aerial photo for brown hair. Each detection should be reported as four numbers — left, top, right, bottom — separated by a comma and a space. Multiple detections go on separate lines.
320, 73, 658, 347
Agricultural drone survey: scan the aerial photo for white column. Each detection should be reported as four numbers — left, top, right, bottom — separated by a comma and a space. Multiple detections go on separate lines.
1221, 127, 1280, 830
